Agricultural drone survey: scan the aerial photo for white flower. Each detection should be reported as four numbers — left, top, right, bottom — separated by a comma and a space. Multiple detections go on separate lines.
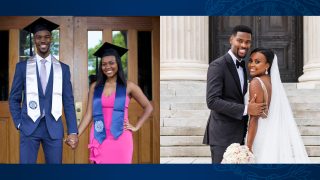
221, 143, 255, 164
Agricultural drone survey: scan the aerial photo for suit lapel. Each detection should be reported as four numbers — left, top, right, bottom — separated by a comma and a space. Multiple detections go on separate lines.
243, 66, 248, 95
225, 53, 242, 95
46, 55, 58, 96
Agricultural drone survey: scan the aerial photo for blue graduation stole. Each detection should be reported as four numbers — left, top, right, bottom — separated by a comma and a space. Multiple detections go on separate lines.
93, 82, 126, 144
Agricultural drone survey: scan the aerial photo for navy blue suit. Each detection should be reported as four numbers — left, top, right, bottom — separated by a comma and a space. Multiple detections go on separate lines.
9, 56, 78, 163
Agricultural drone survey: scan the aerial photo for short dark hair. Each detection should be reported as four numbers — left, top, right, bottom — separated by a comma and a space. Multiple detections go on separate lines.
232, 25, 252, 36
250, 48, 275, 74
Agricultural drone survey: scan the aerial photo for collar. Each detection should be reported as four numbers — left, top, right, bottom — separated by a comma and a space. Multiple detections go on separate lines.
228, 49, 243, 65
36, 54, 52, 64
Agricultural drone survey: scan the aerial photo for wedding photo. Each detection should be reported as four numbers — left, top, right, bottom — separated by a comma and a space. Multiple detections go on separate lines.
160, 16, 320, 164
0, 16, 160, 164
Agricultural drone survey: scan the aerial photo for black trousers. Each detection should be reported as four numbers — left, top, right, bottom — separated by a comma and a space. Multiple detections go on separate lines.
210, 145, 228, 163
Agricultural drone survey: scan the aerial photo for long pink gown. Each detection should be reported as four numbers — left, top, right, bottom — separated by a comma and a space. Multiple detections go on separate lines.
88, 92, 133, 164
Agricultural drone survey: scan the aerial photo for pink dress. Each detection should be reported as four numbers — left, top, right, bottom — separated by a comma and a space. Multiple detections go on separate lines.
88, 92, 133, 164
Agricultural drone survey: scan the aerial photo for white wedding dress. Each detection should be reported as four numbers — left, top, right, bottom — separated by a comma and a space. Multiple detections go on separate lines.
247, 55, 310, 163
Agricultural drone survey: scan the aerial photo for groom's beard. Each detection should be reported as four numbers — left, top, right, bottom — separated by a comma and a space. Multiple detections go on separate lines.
235, 47, 249, 59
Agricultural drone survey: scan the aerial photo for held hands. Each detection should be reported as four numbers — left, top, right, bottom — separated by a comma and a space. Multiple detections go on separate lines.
124, 121, 139, 132
248, 94, 267, 116
64, 134, 79, 149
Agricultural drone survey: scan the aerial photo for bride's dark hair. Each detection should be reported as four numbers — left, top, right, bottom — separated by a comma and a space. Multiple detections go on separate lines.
250, 48, 274, 75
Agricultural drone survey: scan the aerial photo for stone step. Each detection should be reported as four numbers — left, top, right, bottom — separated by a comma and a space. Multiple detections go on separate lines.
285, 90, 320, 96
160, 146, 320, 157
298, 126, 320, 136
161, 125, 320, 136
161, 82, 301, 91
163, 102, 320, 111
160, 82, 175, 97
161, 146, 210, 157
161, 81, 206, 97
161, 96, 206, 103
170, 102, 208, 110
303, 136, 320, 146
161, 114, 319, 129
161, 135, 320, 146
273, 83, 320, 91
160, 157, 320, 164
161, 83, 320, 97
161, 136, 204, 146
160, 110, 210, 119
161, 82, 320, 98
160, 157, 211, 164
160, 118, 208, 128
161, 127, 205, 136
294, 111, 320, 119
307, 146, 320, 156
283, 83, 298, 90
291, 103, 320, 111
296, 118, 320, 126
288, 96, 320, 103
161, 95, 320, 104
310, 157, 320, 163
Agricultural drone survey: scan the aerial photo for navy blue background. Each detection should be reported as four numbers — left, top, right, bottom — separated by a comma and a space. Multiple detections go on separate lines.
1, 0, 320, 15
1, 0, 320, 179
1, 164, 320, 179
0, 164, 320, 180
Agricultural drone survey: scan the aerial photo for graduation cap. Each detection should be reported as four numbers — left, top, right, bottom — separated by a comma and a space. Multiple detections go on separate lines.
23, 17, 59, 56
93, 42, 128, 74
93, 42, 128, 58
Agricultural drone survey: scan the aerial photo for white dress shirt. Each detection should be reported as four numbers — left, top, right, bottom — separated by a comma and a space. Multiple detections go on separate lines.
36, 54, 52, 84
228, 50, 248, 116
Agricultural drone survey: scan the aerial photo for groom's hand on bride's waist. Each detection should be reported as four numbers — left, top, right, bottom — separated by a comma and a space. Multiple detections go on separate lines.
248, 94, 267, 116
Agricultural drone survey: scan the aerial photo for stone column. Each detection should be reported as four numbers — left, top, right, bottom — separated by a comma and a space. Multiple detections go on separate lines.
298, 16, 320, 88
160, 16, 209, 80
160, 17, 210, 160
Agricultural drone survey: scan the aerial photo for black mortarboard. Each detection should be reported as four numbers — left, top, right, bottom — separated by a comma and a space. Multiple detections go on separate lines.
23, 17, 59, 34
93, 42, 128, 74
93, 42, 128, 58
23, 17, 59, 56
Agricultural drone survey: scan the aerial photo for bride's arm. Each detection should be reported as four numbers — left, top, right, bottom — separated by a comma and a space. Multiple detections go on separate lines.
246, 79, 264, 152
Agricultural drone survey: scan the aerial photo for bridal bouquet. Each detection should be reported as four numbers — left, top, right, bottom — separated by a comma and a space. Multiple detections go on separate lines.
221, 143, 255, 164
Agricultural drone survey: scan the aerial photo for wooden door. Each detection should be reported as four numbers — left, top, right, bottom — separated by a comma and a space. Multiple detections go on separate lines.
73, 17, 160, 164
0, 27, 28, 163
209, 16, 303, 82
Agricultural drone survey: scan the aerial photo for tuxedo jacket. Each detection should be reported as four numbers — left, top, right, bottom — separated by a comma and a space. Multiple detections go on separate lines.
203, 53, 248, 146
9, 56, 78, 139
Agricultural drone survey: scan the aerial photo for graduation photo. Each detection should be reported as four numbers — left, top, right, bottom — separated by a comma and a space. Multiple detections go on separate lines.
0, 16, 160, 164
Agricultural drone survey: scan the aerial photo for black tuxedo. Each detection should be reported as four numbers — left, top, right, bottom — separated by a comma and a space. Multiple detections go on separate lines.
203, 53, 248, 163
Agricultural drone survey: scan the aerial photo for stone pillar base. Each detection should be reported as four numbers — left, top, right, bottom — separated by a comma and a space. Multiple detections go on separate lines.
160, 62, 208, 80
298, 63, 320, 83
297, 82, 320, 89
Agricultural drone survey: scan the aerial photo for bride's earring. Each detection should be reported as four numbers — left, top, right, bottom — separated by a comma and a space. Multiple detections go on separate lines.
265, 68, 268, 75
